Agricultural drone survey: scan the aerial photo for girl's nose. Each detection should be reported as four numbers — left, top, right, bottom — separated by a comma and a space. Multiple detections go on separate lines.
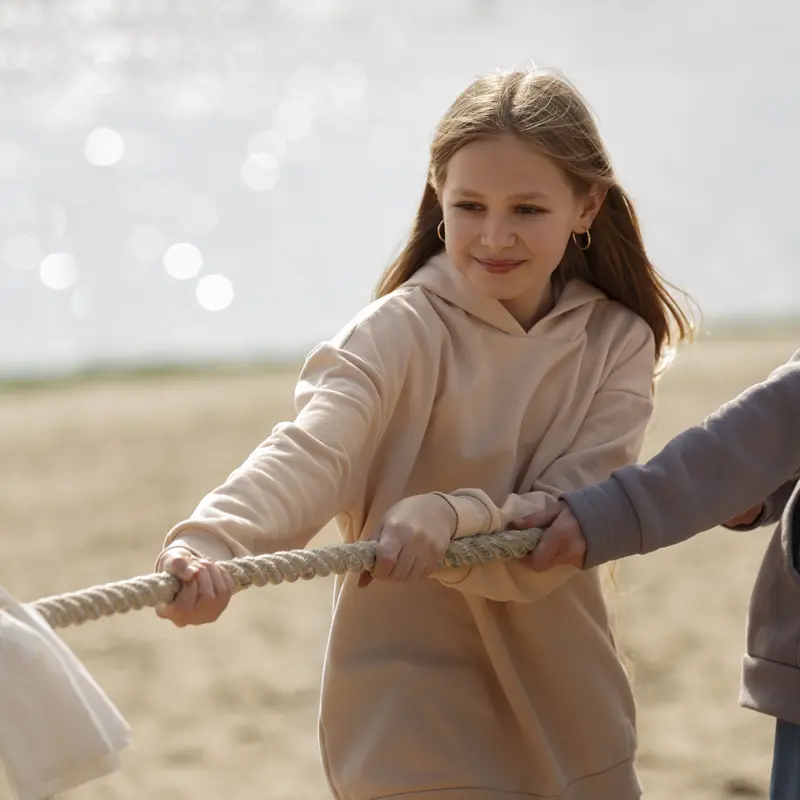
480, 216, 516, 249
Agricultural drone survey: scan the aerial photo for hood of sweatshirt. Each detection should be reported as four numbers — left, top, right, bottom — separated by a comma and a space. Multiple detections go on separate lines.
403, 252, 608, 339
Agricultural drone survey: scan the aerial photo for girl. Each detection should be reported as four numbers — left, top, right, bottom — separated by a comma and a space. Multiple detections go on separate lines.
155, 69, 691, 799
513, 351, 800, 799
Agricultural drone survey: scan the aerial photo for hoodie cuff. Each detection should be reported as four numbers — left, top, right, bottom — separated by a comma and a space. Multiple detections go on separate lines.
757, 480, 798, 527
156, 529, 235, 570
561, 477, 643, 570
433, 491, 495, 538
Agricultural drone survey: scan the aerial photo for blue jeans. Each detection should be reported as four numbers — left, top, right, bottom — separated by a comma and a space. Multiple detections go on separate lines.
771, 719, 800, 799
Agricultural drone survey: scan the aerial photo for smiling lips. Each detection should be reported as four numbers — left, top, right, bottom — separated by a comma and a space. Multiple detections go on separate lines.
475, 257, 526, 274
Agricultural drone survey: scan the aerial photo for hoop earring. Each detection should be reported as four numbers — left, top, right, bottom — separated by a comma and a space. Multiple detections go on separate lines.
437, 220, 445, 243
572, 230, 591, 251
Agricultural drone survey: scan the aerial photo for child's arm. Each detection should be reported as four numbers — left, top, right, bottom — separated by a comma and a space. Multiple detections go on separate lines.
558, 350, 800, 569
160, 301, 416, 563
419, 320, 656, 602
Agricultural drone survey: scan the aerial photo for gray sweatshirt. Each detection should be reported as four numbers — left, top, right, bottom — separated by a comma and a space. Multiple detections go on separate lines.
562, 349, 800, 724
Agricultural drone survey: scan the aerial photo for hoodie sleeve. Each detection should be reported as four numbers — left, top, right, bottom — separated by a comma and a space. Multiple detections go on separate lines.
759, 478, 800, 525
161, 297, 415, 561
560, 350, 800, 569
432, 321, 656, 603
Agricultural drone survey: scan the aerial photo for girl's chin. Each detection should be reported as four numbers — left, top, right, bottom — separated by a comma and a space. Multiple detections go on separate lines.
466, 271, 526, 296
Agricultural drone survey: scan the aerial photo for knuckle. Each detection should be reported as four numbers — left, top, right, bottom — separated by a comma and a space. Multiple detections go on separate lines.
376, 554, 396, 571
410, 527, 428, 544
376, 541, 398, 563
374, 562, 394, 578
386, 521, 411, 539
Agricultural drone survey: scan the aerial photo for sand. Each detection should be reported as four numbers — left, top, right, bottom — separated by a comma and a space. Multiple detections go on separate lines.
1, 329, 797, 799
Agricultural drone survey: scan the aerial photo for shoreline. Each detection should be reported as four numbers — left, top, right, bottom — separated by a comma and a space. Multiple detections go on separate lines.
3, 316, 798, 392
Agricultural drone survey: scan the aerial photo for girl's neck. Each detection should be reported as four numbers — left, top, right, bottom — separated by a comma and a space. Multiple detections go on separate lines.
502, 280, 556, 331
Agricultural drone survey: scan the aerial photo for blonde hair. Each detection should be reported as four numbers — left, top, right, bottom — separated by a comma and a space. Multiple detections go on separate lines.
376, 69, 693, 364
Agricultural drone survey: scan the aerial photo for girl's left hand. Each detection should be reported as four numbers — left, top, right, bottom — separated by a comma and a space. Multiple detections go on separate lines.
358, 494, 457, 587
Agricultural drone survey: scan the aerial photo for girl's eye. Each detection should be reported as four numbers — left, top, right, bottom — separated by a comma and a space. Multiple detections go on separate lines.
454, 202, 483, 212
517, 205, 544, 215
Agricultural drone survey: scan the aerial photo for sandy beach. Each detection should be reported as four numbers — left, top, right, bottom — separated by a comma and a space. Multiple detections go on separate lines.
1, 328, 797, 800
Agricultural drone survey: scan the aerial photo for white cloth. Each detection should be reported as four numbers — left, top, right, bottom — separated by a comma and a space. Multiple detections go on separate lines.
0, 585, 131, 800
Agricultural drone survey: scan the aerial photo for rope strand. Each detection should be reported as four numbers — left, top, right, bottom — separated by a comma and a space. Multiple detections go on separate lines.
28, 528, 542, 630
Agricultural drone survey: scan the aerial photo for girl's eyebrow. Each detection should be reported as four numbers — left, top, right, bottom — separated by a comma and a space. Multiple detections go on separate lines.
450, 188, 550, 201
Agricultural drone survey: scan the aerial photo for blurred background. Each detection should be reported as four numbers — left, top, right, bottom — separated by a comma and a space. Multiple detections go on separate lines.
1, 0, 799, 379
2, 2, 800, 799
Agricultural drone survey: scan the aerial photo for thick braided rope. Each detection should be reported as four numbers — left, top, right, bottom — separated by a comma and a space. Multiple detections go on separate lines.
29, 528, 542, 630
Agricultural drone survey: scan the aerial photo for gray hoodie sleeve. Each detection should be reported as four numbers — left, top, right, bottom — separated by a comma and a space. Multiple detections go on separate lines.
561, 349, 800, 569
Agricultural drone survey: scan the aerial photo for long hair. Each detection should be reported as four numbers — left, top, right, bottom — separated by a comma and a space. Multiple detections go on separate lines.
375, 70, 693, 364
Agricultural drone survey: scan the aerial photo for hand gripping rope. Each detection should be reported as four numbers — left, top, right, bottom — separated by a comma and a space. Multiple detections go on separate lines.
28, 528, 543, 629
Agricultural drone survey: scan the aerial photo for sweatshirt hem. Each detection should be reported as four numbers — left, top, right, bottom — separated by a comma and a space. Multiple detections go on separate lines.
740, 654, 800, 727
361, 757, 640, 799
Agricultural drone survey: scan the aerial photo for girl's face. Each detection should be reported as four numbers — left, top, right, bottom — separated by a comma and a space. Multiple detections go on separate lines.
439, 134, 603, 330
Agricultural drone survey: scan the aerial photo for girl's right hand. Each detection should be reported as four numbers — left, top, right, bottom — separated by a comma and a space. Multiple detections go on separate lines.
154, 547, 236, 627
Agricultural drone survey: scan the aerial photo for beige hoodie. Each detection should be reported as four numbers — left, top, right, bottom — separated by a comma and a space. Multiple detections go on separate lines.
163, 253, 656, 800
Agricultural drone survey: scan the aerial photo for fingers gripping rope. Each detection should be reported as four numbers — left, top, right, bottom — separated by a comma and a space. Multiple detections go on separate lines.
28, 528, 543, 630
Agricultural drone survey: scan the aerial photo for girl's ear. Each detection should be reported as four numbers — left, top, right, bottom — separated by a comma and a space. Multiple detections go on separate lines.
575, 185, 607, 232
